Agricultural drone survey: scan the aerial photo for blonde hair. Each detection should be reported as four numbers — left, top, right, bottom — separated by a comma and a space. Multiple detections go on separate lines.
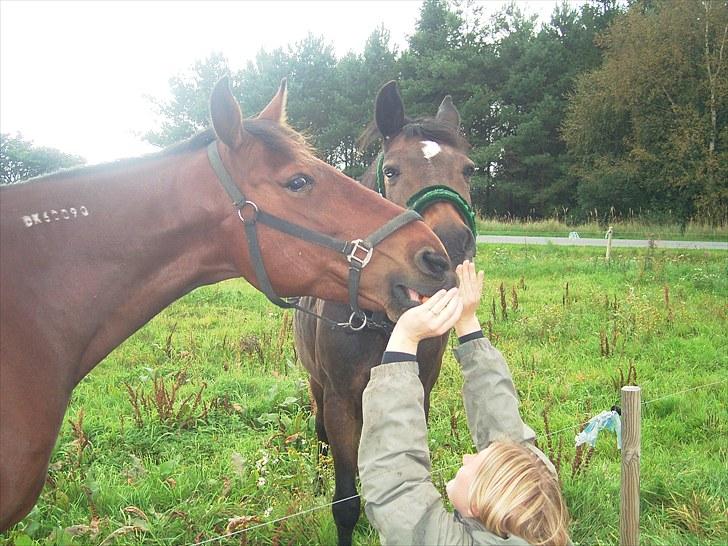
468, 441, 570, 546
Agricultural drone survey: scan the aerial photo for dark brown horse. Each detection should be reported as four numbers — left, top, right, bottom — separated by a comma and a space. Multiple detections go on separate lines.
294, 81, 476, 546
0, 79, 455, 531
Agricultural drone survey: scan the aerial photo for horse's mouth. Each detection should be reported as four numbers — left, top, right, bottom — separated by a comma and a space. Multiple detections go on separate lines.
393, 285, 430, 314
389, 271, 456, 319
406, 287, 430, 304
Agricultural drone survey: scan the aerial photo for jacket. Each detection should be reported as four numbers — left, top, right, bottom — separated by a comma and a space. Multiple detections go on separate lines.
358, 337, 556, 545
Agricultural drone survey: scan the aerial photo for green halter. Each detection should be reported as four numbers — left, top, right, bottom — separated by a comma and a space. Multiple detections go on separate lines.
375, 153, 478, 237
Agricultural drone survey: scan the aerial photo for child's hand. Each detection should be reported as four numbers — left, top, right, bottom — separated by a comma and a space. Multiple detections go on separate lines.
386, 287, 463, 354
454, 260, 484, 337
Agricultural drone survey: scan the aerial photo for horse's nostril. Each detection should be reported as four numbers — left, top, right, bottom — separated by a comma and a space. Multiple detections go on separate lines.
417, 248, 450, 277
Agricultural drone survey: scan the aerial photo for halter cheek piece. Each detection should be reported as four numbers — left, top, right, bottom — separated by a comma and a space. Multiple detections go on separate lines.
207, 141, 422, 331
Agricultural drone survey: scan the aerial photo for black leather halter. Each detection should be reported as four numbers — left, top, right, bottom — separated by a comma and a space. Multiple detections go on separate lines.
207, 141, 422, 331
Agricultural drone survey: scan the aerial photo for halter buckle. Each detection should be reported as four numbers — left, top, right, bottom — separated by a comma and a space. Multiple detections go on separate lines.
236, 200, 259, 224
346, 239, 373, 269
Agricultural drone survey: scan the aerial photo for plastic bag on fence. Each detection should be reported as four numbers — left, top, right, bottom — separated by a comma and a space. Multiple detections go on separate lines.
575, 409, 622, 449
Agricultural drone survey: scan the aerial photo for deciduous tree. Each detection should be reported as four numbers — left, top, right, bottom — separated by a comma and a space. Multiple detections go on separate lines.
0, 133, 84, 185
564, 0, 728, 222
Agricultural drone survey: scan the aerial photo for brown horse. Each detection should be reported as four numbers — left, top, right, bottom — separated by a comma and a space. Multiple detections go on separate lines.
0, 78, 455, 531
294, 81, 476, 546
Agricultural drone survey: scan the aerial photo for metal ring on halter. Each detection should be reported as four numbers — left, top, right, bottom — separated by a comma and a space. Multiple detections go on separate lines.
236, 200, 259, 224
347, 311, 368, 331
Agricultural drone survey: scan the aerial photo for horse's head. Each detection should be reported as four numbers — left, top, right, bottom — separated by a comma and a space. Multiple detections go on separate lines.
209, 78, 454, 320
361, 81, 477, 269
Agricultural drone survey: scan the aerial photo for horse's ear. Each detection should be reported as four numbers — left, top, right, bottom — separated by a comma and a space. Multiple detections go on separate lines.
436, 95, 460, 130
210, 77, 245, 149
257, 78, 288, 124
375, 80, 405, 139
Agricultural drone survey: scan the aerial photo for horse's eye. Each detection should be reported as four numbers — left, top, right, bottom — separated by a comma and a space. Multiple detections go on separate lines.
463, 165, 476, 177
383, 166, 399, 179
286, 175, 312, 192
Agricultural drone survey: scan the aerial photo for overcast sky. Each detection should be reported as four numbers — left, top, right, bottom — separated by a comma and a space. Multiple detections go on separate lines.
1, 0, 566, 164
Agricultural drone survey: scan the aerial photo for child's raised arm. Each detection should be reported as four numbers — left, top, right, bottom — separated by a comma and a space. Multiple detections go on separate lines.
451, 261, 541, 453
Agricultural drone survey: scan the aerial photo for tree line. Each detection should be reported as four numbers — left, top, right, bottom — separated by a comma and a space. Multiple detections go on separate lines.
0, 133, 83, 185
3, 0, 726, 225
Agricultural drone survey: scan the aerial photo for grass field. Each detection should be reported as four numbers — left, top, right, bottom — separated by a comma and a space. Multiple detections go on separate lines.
476, 216, 728, 242
3, 244, 727, 546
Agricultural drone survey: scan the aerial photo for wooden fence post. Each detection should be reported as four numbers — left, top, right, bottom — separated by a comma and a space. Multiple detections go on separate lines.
620, 386, 641, 546
606, 226, 614, 262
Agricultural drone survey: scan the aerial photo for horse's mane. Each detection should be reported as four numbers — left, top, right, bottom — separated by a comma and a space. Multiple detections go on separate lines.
163, 120, 314, 160
12, 119, 313, 185
159, 129, 216, 155
357, 116, 471, 152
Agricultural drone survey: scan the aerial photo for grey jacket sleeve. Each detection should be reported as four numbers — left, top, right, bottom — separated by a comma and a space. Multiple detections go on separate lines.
453, 337, 537, 450
357, 361, 475, 545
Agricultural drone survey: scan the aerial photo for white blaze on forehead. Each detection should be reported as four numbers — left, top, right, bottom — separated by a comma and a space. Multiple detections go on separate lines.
420, 140, 441, 160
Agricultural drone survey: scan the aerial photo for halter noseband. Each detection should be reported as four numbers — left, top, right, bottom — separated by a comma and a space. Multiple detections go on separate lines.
207, 141, 422, 331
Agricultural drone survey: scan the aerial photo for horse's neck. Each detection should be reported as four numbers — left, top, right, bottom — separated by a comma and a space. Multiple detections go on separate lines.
1, 150, 237, 385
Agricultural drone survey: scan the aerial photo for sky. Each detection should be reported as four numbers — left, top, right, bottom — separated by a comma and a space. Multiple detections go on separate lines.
1, 0, 568, 164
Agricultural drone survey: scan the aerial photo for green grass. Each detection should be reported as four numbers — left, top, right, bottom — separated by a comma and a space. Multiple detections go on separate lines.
476, 217, 728, 242
3, 245, 727, 545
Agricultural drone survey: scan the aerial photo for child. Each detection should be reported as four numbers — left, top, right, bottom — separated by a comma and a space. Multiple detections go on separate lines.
358, 260, 570, 545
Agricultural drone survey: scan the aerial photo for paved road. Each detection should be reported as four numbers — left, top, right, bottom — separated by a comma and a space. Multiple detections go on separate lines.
476, 235, 728, 250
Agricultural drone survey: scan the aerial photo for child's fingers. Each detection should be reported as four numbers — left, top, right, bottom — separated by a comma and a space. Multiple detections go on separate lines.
444, 290, 463, 316
458, 260, 469, 283
428, 298, 463, 336
454, 260, 484, 308
429, 287, 458, 315
437, 297, 463, 332
462, 261, 475, 298
467, 261, 476, 286
464, 262, 472, 281
423, 289, 447, 309
466, 263, 482, 295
